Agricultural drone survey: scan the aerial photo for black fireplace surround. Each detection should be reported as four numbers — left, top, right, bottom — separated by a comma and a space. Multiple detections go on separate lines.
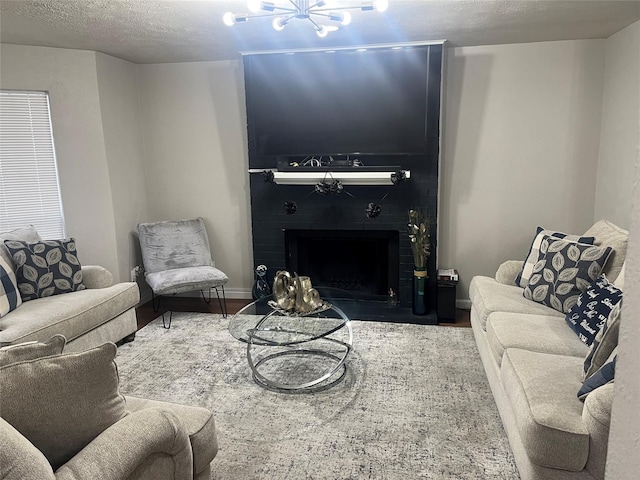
245, 43, 443, 323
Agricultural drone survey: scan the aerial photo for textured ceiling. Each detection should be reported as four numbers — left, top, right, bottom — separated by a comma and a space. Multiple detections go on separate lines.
1, 0, 639, 64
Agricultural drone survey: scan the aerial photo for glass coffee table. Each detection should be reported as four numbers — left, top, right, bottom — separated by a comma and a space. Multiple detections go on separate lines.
229, 287, 355, 392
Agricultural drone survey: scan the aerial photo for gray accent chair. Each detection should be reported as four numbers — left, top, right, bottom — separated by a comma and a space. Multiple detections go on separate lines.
137, 218, 229, 328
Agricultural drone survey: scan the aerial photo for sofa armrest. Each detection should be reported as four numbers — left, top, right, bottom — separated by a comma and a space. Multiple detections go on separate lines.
582, 383, 614, 480
55, 408, 193, 480
495, 260, 524, 286
81, 265, 113, 289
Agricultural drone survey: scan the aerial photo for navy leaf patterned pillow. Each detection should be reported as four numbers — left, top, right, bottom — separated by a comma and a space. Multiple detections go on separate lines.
523, 236, 612, 313
565, 275, 622, 346
3, 238, 86, 301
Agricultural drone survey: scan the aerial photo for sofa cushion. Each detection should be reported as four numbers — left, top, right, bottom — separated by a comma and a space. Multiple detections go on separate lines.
4, 238, 86, 301
0, 334, 66, 367
0, 255, 22, 317
584, 301, 622, 379
523, 236, 612, 314
583, 219, 628, 283
486, 312, 588, 367
0, 225, 41, 271
564, 275, 622, 346
469, 275, 563, 331
0, 343, 127, 470
516, 226, 594, 288
501, 348, 589, 471
0, 281, 139, 346
125, 396, 218, 475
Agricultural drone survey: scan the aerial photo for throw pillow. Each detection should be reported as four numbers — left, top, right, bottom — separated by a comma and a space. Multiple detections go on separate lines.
584, 300, 622, 379
0, 334, 66, 367
578, 348, 616, 401
0, 225, 41, 271
515, 227, 594, 288
523, 236, 612, 313
3, 238, 86, 301
0, 342, 126, 470
564, 275, 623, 346
0, 256, 22, 317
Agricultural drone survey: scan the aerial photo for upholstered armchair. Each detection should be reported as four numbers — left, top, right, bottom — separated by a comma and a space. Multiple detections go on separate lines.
0, 335, 218, 480
137, 217, 229, 328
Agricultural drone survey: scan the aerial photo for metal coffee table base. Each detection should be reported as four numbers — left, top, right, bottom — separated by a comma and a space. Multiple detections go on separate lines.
246, 319, 353, 393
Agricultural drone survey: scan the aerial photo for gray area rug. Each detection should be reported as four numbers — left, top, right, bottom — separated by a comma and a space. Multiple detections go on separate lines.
116, 313, 519, 479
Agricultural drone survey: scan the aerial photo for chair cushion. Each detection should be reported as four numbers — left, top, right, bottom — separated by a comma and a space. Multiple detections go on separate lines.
0, 343, 127, 470
146, 266, 228, 295
486, 312, 588, 367
469, 275, 563, 331
0, 334, 66, 367
583, 219, 628, 283
0, 282, 139, 346
501, 348, 589, 471
125, 396, 218, 475
138, 218, 214, 274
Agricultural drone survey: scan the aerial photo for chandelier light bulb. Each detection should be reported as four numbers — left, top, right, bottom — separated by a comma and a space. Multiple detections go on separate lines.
247, 0, 262, 13
316, 25, 329, 38
223, 12, 236, 26
373, 0, 389, 12
341, 11, 352, 25
272, 16, 287, 31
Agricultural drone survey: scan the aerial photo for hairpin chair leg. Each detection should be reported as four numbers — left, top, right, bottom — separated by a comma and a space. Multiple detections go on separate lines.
153, 292, 174, 329
215, 286, 228, 318
201, 288, 212, 304
152, 291, 162, 313
161, 310, 173, 329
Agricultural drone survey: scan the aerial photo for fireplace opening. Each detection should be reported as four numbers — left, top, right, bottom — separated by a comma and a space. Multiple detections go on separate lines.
285, 229, 399, 301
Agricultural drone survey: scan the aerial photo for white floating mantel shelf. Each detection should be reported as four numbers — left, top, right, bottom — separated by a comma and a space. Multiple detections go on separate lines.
248, 169, 410, 186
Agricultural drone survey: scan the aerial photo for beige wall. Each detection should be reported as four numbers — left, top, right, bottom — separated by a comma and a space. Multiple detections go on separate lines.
594, 20, 640, 229
440, 40, 606, 302
136, 60, 253, 297
95, 52, 149, 283
0, 44, 120, 277
604, 19, 640, 480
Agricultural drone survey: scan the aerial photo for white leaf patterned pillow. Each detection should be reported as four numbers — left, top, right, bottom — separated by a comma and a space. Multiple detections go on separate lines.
3, 238, 86, 301
523, 236, 612, 313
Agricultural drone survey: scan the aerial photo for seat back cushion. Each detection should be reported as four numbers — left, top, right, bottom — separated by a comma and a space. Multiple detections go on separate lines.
583, 220, 628, 283
0, 225, 41, 271
138, 217, 213, 274
0, 334, 66, 367
0, 343, 127, 470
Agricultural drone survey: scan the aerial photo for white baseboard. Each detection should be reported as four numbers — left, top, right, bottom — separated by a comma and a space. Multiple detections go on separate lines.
456, 299, 472, 310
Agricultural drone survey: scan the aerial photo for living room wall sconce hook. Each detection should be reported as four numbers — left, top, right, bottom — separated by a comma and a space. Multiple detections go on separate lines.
223, 0, 388, 37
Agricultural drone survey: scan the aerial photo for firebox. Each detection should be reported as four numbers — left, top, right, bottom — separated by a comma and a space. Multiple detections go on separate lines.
285, 229, 399, 301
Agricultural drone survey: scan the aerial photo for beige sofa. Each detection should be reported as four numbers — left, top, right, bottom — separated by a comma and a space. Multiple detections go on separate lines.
469, 220, 627, 480
0, 226, 139, 351
0, 336, 218, 479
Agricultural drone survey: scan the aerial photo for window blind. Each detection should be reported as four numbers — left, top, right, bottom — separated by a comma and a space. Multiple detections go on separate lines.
0, 90, 65, 239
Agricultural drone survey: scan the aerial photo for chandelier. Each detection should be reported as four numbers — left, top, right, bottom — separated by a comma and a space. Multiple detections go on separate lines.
223, 0, 389, 38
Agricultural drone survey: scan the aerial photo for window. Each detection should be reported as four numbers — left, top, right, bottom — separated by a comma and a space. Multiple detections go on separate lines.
0, 90, 65, 239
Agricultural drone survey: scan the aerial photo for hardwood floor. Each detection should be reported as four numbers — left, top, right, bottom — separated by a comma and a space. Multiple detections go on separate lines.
135, 297, 471, 331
